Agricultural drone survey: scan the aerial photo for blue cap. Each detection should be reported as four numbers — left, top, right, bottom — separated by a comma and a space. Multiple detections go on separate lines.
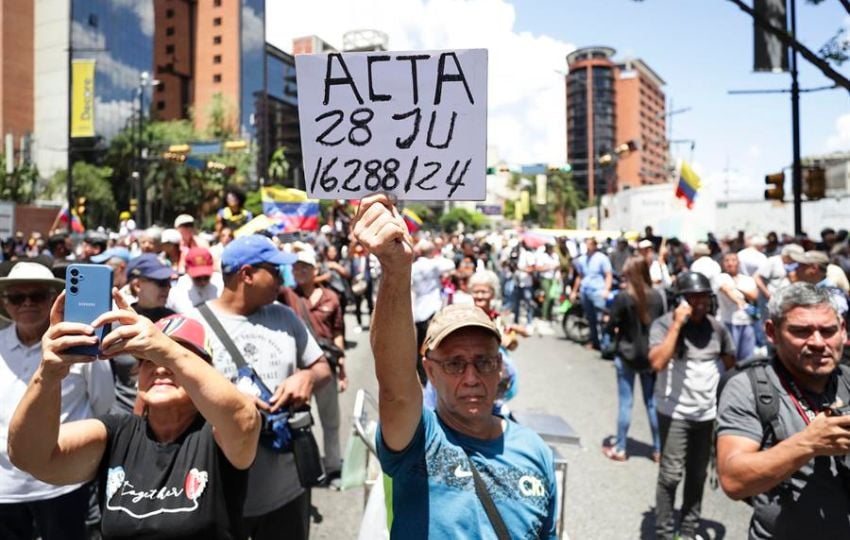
90, 247, 131, 264
126, 254, 173, 281
221, 235, 296, 274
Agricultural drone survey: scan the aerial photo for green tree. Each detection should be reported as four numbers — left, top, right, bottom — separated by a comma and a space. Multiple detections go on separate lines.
268, 147, 291, 184
0, 155, 40, 204
438, 207, 487, 233
547, 170, 584, 229
203, 93, 238, 139
46, 162, 116, 229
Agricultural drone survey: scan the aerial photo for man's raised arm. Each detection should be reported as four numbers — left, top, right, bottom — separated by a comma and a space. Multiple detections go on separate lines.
351, 195, 421, 451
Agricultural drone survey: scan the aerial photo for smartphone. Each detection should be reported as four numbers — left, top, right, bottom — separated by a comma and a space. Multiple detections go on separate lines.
64, 264, 114, 355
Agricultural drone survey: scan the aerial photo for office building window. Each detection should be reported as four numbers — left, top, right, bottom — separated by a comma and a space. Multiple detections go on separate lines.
157, 101, 166, 111
213, 74, 222, 83
165, 44, 175, 54
166, 27, 175, 36
213, 55, 222, 64
166, 8, 174, 18
157, 82, 165, 92
213, 17, 222, 26
214, 0, 222, 6
213, 35, 222, 45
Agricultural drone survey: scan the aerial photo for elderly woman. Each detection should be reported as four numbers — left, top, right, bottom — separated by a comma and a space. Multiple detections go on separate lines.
8, 291, 260, 539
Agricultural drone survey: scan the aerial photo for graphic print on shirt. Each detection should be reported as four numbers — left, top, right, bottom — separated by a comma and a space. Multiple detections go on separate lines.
429, 446, 549, 512
105, 466, 209, 519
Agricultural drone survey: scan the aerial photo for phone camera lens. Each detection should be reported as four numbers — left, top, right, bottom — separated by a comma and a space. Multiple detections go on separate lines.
70, 277, 78, 285
69, 286, 78, 294
70, 268, 79, 276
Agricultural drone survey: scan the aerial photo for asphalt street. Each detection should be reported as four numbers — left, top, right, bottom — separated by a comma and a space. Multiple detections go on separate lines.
309, 316, 752, 539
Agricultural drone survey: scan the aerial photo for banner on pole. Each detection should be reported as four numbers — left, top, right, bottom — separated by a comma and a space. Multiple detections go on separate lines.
71, 60, 96, 138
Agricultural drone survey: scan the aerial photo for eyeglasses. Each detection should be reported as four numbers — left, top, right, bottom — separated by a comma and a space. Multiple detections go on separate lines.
2, 290, 52, 305
427, 354, 501, 375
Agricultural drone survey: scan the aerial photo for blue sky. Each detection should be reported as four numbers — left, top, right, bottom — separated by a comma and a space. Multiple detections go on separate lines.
267, 0, 850, 200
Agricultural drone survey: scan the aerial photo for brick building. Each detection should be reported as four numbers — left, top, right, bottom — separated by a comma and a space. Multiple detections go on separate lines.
565, 46, 668, 200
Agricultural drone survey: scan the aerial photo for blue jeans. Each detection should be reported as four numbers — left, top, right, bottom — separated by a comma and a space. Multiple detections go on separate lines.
513, 285, 534, 326
580, 289, 605, 349
725, 322, 756, 362
614, 356, 661, 454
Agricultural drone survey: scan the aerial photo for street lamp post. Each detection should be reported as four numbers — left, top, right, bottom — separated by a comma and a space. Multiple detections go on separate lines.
134, 71, 160, 228
596, 140, 639, 230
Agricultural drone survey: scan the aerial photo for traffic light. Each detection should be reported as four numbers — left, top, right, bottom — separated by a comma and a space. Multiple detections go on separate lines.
803, 167, 826, 200
129, 198, 138, 214
764, 172, 785, 201
76, 197, 87, 217
163, 152, 187, 162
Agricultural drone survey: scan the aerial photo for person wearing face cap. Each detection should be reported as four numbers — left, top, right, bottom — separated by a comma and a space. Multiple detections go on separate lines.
168, 247, 223, 314
789, 251, 849, 319
277, 249, 347, 488
188, 234, 331, 540
352, 194, 557, 539
0, 262, 114, 540
7, 293, 260, 539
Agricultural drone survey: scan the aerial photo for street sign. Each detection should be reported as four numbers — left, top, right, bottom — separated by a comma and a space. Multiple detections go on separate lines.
295, 49, 488, 200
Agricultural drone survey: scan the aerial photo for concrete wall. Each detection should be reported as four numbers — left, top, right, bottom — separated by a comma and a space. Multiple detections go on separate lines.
576, 182, 850, 242
33, 0, 69, 177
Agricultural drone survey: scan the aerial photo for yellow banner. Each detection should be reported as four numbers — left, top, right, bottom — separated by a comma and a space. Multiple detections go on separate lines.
71, 60, 96, 138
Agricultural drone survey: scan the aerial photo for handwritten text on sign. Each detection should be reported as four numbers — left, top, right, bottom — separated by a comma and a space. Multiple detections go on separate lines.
295, 49, 487, 201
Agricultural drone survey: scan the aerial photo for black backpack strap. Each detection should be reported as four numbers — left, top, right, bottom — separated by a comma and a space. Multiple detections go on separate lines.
746, 361, 783, 444
197, 302, 247, 369
468, 456, 510, 540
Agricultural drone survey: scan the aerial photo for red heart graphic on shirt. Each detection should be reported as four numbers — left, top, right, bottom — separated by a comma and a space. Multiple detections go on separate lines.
184, 468, 208, 501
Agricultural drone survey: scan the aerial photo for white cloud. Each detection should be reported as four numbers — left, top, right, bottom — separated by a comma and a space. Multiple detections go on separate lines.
826, 112, 850, 151
112, 0, 155, 37
94, 97, 135, 140
73, 22, 141, 92
242, 5, 265, 53
265, 0, 574, 165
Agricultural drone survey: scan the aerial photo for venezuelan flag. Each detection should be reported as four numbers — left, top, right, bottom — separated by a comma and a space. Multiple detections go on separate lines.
58, 207, 85, 233
402, 208, 423, 233
261, 186, 319, 232
675, 160, 701, 209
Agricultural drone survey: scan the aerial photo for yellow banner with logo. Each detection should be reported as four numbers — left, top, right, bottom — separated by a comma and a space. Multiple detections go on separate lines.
71, 60, 96, 138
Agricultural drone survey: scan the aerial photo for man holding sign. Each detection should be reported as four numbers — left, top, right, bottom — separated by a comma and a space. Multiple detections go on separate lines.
352, 194, 556, 539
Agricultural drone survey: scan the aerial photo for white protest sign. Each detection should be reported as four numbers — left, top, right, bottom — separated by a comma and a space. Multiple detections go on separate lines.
295, 49, 488, 200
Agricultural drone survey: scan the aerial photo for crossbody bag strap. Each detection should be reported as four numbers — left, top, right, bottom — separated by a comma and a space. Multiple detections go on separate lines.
294, 294, 318, 338
197, 302, 249, 370
467, 456, 510, 540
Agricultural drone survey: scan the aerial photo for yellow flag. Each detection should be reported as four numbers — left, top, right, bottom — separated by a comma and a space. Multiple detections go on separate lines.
71, 60, 96, 138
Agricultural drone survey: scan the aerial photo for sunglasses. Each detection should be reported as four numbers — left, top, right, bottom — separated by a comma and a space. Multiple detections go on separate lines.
253, 263, 281, 277
426, 354, 501, 376
2, 290, 52, 305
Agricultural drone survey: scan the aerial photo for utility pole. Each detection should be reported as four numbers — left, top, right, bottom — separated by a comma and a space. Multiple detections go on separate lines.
789, 0, 802, 236
65, 0, 74, 224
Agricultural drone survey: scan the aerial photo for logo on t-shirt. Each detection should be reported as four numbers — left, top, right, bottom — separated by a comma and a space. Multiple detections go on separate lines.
105, 466, 209, 519
518, 475, 546, 497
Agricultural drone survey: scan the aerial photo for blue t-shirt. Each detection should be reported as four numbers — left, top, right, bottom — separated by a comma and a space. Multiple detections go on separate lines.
377, 408, 557, 539
575, 251, 612, 294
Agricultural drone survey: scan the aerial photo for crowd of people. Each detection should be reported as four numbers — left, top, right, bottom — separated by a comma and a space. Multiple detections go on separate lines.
0, 190, 849, 539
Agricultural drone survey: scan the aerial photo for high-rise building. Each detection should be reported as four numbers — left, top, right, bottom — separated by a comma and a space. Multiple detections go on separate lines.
259, 44, 301, 187
0, 1, 35, 162
565, 46, 667, 200
32, 0, 154, 176
153, 0, 265, 140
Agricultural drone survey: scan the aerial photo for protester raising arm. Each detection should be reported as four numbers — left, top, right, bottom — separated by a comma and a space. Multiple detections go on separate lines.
351, 194, 419, 452
8, 290, 260, 486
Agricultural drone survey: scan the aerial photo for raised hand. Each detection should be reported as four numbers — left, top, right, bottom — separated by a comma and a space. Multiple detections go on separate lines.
351, 194, 414, 271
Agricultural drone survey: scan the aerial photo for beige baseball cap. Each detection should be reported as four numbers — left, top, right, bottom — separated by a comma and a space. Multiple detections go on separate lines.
421, 304, 501, 354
